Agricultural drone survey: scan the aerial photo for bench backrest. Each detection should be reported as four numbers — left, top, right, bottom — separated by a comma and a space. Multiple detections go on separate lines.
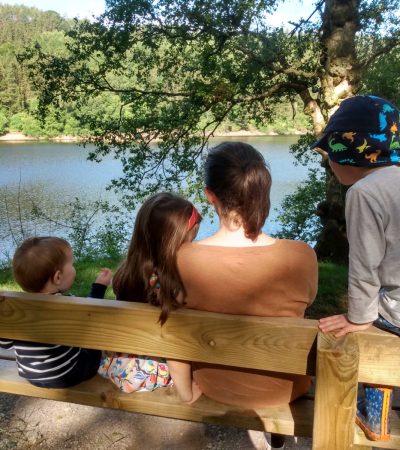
2, 290, 400, 382
0, 291, 318, 375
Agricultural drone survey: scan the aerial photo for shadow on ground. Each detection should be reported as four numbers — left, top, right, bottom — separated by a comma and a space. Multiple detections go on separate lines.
0, 394, 312, 449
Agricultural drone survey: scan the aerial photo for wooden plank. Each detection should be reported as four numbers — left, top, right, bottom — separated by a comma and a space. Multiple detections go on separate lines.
0, 291, 318, 375
0, 360, 314, 436
354, 410, 400, 449
357, 328, 400, 386
0, 349, 14, 360
312, 332, 359, 450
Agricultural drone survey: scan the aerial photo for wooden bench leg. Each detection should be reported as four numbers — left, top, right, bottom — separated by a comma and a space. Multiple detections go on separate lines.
312, 332, 360, 450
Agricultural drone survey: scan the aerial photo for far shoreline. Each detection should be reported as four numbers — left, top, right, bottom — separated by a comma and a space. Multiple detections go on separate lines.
0, 129, 305, 143
0, 132, 79, 142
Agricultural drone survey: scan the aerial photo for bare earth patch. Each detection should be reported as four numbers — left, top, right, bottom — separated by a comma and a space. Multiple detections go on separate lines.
0, 394, 312, 449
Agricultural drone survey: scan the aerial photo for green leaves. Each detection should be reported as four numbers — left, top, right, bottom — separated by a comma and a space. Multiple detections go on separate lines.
15, 0, 327, 207
274, 168, 326, 243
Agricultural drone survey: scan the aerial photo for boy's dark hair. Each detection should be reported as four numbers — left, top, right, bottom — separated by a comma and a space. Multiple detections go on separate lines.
205, 141, 271, 240
112, 192, 201, 325
13, 237, 71, 292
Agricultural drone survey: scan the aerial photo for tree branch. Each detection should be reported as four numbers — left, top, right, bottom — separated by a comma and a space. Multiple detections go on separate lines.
360, 38, 400, 71
289, 0, 325, 36
96, 74, 190, 97
236, 80, 308, 103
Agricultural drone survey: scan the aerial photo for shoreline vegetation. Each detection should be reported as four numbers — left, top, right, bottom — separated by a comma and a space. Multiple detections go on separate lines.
0, 4, 311, 149
0, 129, 306, 143
0, 132, 80, 142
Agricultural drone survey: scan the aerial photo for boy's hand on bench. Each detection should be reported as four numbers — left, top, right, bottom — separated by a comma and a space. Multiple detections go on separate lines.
319, 314, 373, 337
95, 268, 113, 286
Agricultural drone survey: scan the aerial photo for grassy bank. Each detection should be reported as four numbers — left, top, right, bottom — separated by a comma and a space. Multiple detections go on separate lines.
307, 262, 348, 319
0, 259, 348, 319
0, 257, 120, 300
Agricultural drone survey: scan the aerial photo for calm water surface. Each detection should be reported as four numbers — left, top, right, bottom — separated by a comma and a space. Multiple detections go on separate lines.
0, 136, 312, 257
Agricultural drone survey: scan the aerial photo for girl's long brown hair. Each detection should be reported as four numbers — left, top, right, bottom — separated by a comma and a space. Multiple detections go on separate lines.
113, 192, 201, 324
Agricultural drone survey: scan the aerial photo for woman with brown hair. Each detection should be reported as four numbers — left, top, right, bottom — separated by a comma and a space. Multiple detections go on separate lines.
177, 142, 318, 449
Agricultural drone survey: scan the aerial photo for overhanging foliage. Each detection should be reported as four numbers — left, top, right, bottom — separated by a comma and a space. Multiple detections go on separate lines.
16, 0, 400, 261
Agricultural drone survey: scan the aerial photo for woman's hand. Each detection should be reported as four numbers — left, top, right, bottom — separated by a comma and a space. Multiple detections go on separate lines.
319, 314, 373, 337
95, 268, 113, 286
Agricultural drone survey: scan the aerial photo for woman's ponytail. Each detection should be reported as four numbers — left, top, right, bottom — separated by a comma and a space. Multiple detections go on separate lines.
205, 142, 271, 240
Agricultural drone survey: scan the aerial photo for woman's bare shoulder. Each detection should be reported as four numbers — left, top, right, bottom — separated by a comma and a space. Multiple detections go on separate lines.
278, 239, 317, 257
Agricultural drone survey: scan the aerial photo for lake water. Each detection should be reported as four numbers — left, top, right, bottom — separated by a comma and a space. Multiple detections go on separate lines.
0, 136, 313, 259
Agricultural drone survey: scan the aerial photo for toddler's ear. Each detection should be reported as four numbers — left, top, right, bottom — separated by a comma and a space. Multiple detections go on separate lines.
52, 269, 62, 286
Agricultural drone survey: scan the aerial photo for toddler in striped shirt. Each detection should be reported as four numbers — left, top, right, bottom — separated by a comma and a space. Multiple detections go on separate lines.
0, 236, 111, 388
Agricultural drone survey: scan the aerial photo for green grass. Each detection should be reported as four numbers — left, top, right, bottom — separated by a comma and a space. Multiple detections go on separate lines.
0, 257, 121, 299
72, 258, 120, 299
0, 259, 348, 317
0, 265, 17, 291
306, 262, 348, 319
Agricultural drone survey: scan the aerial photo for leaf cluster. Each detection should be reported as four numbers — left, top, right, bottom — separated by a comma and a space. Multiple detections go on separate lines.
17, 0, 324, 204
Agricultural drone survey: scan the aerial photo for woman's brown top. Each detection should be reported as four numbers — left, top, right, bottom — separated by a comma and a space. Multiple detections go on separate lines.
177, 239, 318, 408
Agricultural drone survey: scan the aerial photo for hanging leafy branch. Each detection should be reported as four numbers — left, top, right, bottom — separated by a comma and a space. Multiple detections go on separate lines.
18, 0, 325, 205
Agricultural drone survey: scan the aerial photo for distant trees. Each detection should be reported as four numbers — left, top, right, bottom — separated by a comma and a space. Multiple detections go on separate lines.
0, 4, 85, 136
0, 5, 69, 111
362, 48, 400, 107
0, 3, 308, 139
0, 107, 7, 133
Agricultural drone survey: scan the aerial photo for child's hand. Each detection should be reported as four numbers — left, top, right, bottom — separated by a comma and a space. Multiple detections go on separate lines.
95, 268, 113, 286
319, 314, 373, 337
185, 380, 202, 405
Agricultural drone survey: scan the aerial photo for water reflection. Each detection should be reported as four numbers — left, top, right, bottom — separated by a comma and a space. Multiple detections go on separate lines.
0, 136, 313, 261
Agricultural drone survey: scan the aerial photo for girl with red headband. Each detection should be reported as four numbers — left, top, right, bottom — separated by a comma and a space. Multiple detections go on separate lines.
98, 192, 202, 403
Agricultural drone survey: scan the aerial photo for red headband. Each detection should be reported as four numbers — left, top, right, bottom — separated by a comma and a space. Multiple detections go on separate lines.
187, 206, 200, 231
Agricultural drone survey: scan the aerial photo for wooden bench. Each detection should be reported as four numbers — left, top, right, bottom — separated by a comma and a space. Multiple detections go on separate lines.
0, 290, 399, 449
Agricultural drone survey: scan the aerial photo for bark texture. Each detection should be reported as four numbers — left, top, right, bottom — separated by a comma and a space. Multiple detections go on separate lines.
311, 0, 362, 262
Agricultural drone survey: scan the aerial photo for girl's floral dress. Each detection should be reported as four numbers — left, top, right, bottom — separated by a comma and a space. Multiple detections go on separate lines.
98, 352, 172, 393
99, 273, 171, 393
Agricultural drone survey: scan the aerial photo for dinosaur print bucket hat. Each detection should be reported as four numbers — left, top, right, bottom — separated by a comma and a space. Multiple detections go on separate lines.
310, 95, 400, 166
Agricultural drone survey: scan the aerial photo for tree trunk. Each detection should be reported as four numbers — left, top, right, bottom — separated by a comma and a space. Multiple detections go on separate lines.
314, 161, 349, 263
308, 0, 361, 263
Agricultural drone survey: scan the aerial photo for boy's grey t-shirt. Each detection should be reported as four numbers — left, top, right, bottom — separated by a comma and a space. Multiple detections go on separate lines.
346, 165, 400, 327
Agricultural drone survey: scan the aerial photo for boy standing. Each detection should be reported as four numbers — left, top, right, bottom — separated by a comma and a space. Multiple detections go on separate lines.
315, 95, 400, 441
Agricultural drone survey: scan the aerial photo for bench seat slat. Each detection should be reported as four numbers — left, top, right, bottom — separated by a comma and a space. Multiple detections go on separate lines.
0, 359, 314, 436
0, 349, 14, 360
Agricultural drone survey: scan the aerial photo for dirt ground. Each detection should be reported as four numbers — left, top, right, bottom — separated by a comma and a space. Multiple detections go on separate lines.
0, 393, 312, 450
3, 389, 396, 449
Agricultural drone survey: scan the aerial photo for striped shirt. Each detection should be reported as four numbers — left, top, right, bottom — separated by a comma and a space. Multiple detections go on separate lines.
0, 340, 82, 382
0, 283, 106, 383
